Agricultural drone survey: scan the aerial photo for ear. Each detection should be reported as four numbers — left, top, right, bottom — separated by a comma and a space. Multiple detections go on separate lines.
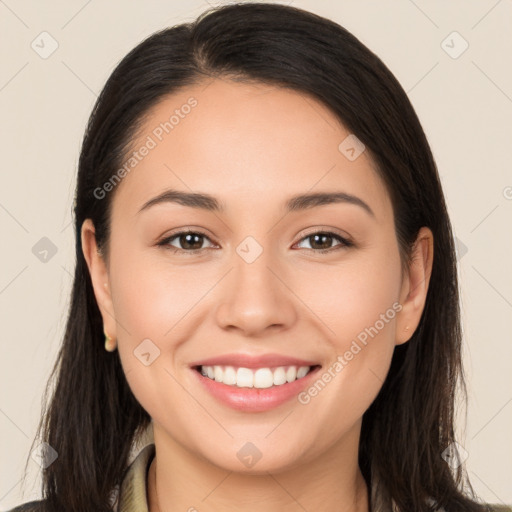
81, 218, 117, 340
395, 226, 434, 345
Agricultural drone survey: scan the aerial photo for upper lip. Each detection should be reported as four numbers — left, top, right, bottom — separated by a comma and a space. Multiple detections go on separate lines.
190, 353, 321, 369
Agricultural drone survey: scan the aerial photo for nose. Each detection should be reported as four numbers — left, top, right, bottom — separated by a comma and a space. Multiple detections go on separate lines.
214, 246, 298, 338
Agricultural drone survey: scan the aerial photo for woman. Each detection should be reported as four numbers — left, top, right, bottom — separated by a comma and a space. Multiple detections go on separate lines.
8, 3, 510, 512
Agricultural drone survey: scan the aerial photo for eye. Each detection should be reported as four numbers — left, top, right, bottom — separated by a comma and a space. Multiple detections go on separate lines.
294, 231, 353, 253
157, 230, 216, 254
157, 229, 353, 255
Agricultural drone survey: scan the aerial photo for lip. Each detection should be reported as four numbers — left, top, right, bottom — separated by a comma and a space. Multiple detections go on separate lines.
189, 352, 319, 369
190, 361, 322, 413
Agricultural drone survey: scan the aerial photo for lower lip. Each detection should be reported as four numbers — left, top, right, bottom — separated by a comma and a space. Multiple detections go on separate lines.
192, 366, 321, 412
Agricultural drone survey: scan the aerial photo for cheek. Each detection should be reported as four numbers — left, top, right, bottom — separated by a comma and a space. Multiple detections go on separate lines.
108, 240, 213, 341
293, 242, 402, 412
293, 241, 402, 346
108, 246, 198, 421
108, 243, 218, 409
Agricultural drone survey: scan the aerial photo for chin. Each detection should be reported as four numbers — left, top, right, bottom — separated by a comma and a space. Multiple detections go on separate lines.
195, 437, 313, 475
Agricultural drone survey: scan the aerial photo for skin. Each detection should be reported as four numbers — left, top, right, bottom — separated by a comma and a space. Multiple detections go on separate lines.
82, 77, 433, 512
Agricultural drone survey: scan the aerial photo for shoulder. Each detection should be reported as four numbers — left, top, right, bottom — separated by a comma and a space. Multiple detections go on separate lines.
489, 506, 512, 512
3, 500, 46, 512
4, 444, 156, 512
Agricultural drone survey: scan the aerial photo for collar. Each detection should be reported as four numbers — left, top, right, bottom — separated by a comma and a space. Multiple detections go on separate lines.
117, 443, 156, 512
112, 442, 458, 512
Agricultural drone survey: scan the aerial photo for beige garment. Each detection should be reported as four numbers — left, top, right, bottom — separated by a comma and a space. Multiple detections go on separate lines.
116, 443, 155, 512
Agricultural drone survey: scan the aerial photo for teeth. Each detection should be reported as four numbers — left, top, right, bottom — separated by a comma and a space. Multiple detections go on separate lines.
273, 367, 287, 385
297, 366, 309, 379
286, 366, 297, 382
236, 367, 254, 388
254, 368, 273, 389
223, 366, 237, 385
199, 365, 312, 388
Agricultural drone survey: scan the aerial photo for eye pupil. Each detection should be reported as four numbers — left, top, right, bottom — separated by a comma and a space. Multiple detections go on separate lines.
310, 233, 333, 250
181, 233, 203, 250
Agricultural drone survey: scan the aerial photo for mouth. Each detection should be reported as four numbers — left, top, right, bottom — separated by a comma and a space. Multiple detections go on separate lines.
189, 355, 322, 412
193, 364, 321, 389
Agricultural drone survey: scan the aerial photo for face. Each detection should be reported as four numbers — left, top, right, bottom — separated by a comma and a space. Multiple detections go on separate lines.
83, 77, 432, 474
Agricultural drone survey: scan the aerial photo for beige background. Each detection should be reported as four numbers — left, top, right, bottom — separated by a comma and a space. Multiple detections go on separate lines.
1, 0, 511, 509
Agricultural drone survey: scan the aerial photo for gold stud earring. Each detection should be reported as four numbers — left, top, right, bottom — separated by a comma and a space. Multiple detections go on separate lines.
104, 330, 117, 352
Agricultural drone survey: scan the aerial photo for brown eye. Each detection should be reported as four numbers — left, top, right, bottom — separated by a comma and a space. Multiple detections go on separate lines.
158, 230, 215, 253
295, 231, 353, 253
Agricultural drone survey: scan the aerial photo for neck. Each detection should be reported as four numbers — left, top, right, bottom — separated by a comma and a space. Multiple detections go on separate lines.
147, 423, 369, 512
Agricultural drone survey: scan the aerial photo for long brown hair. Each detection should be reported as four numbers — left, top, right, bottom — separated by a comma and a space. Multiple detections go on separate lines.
20, 3, 494, 511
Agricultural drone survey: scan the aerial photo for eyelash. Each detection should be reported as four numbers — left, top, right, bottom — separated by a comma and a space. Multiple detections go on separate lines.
157, 229, 354, 255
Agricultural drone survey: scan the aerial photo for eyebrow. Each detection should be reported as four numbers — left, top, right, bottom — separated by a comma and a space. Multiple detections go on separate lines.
137, 189, 375, 217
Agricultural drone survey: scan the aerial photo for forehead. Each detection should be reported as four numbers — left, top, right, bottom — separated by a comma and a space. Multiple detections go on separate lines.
111, 77, 391, 221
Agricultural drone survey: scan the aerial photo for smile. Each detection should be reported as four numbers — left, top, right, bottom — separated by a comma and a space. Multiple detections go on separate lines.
197, 365, 314, 389
189, 353, 322, 412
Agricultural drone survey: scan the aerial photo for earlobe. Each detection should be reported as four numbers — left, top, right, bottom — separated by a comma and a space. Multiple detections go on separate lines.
395, 227, 434, 345
80, 219, 117, 340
